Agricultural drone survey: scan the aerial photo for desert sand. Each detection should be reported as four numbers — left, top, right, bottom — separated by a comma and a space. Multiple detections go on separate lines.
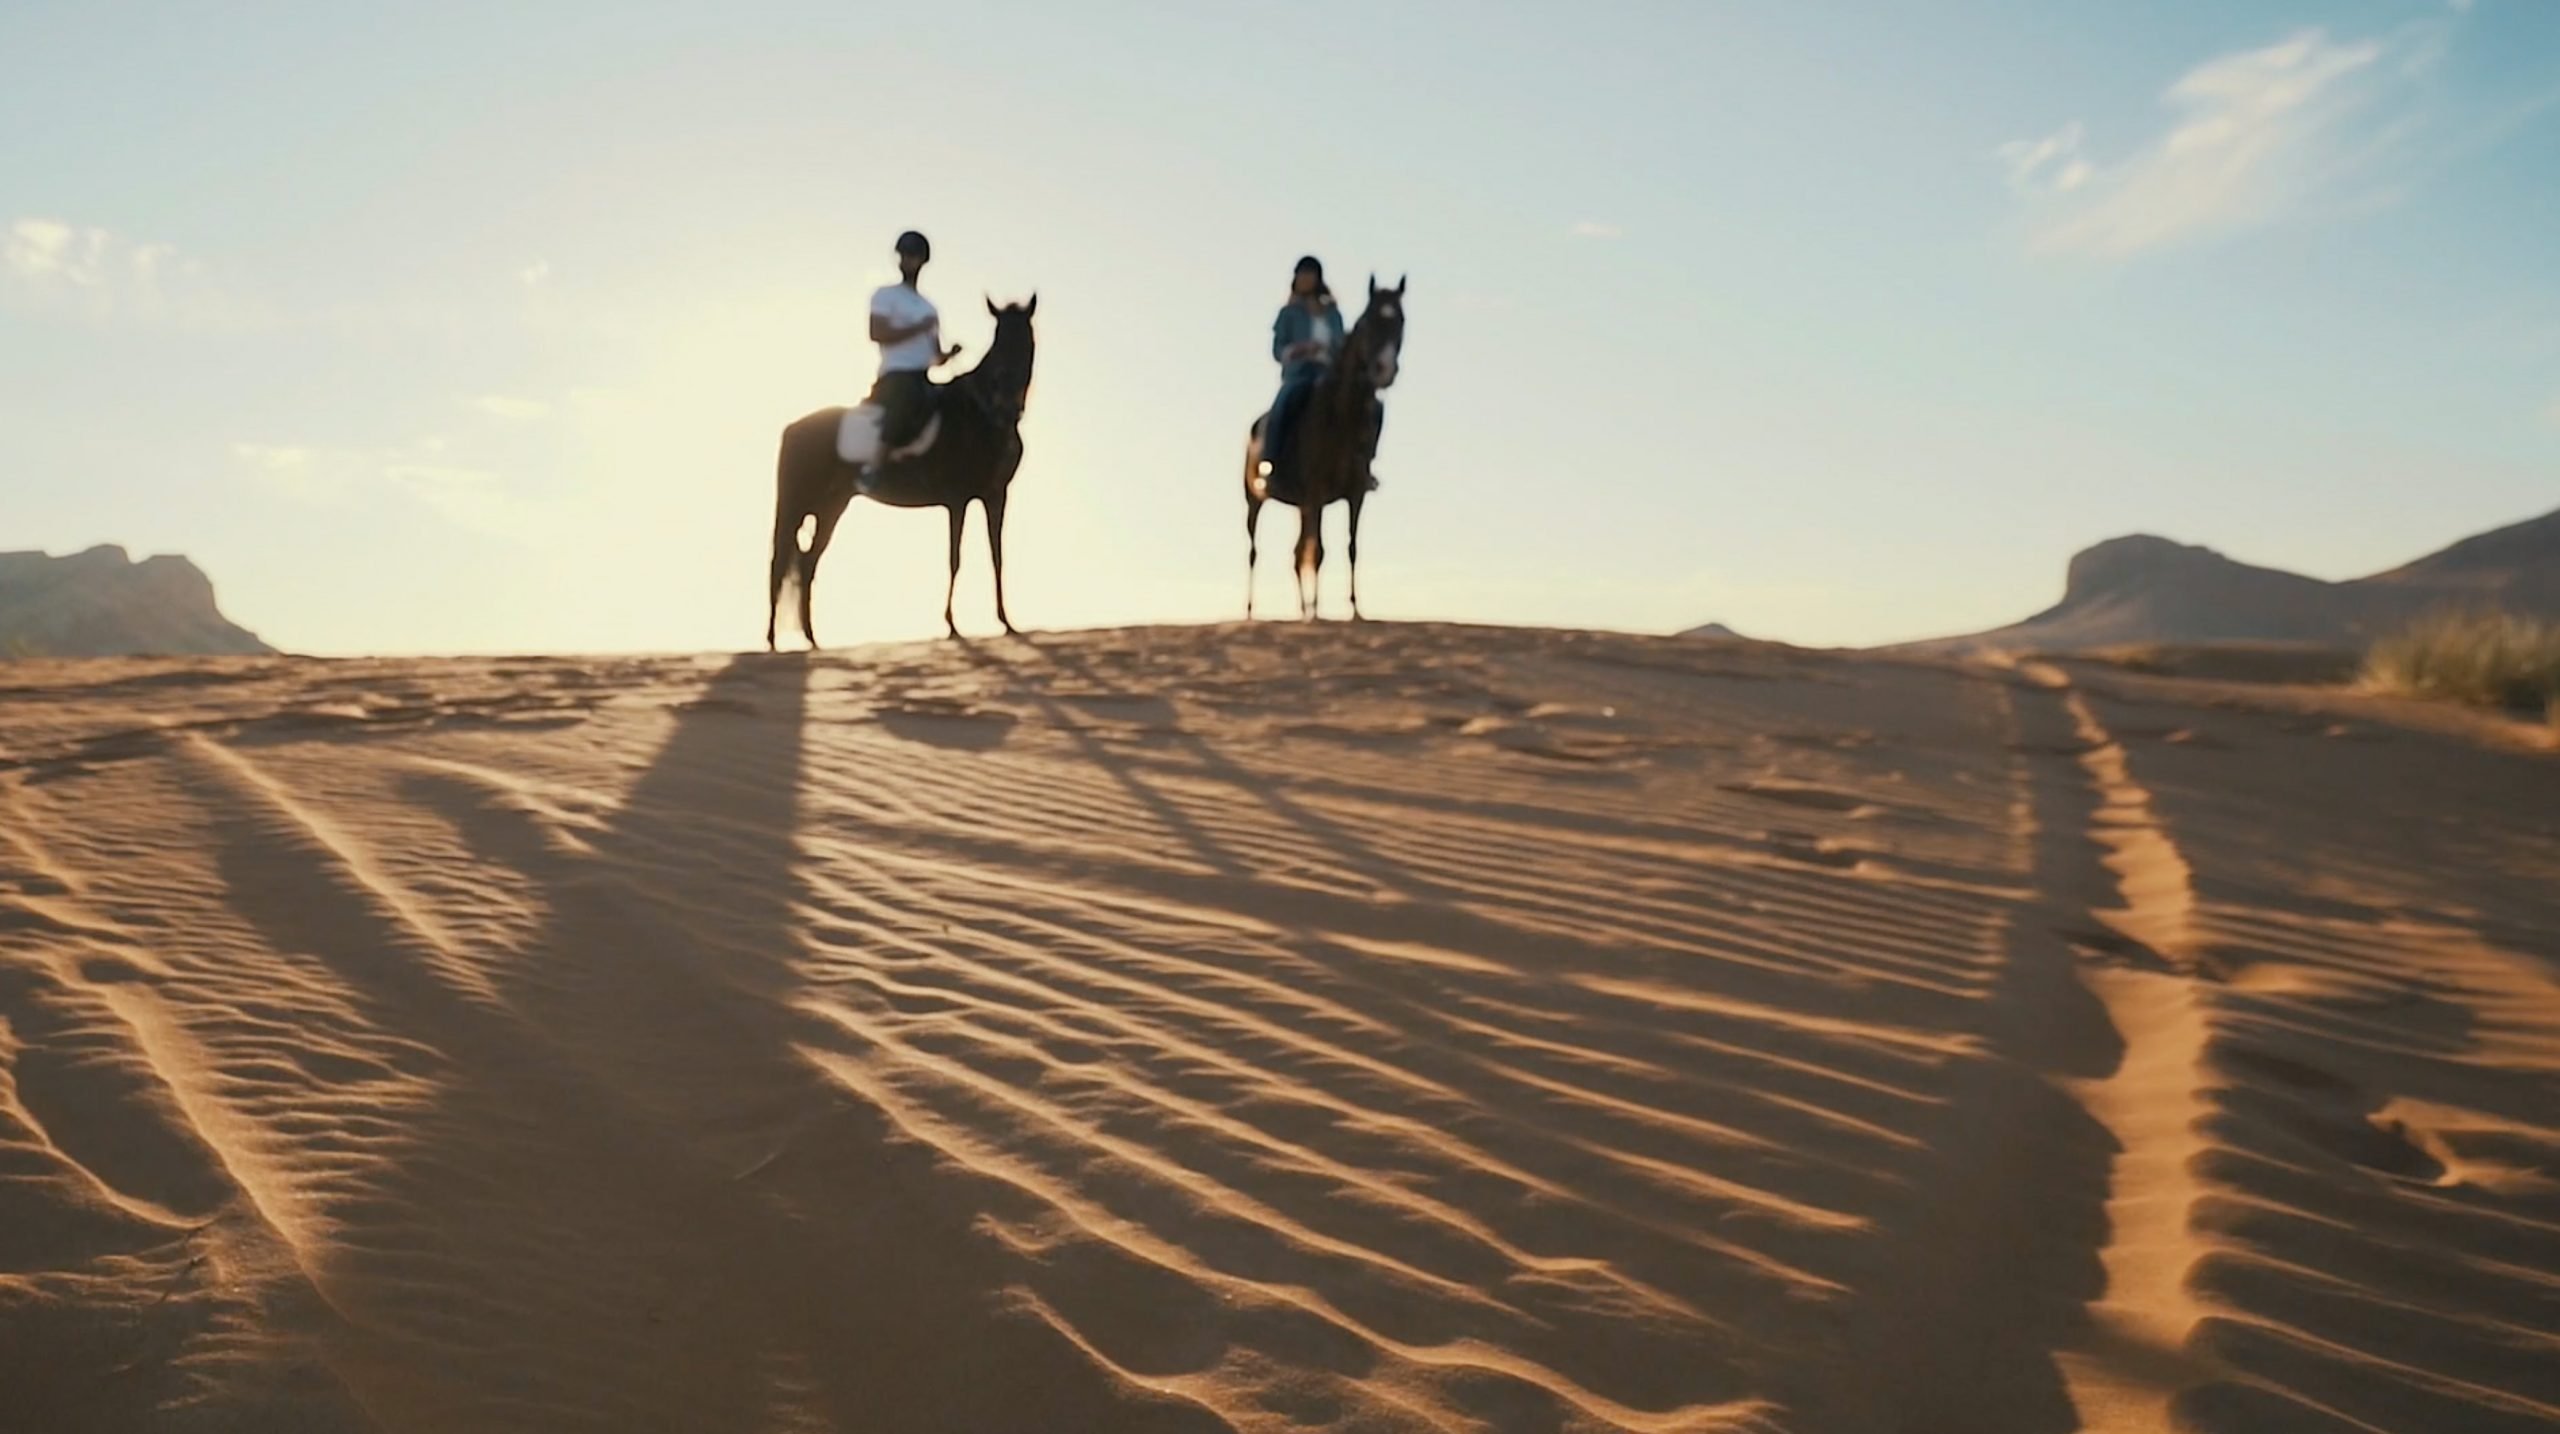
2, 622, 2555, 1433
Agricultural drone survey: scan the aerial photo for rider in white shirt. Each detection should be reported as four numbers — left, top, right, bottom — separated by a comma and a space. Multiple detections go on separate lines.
869, 230, 962, 452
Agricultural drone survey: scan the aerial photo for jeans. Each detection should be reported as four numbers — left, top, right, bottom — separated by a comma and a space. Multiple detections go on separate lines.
1263, 370, 1320, 469
869, 369, 935, 451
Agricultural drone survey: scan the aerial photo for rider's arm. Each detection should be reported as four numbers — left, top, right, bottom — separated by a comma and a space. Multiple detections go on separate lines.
871, 287, 939, 347
871, 311, 937, 345
1272, 305, 1301, 364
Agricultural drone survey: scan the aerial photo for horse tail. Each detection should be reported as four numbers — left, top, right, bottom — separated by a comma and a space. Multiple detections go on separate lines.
771, 426, 800, 545
768, 424, 806, 626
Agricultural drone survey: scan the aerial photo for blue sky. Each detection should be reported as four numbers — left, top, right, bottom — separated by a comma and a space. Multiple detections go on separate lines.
4, 0, 2556, 654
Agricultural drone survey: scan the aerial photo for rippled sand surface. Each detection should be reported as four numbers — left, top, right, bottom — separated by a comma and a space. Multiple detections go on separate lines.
4, 623, 2555, 1432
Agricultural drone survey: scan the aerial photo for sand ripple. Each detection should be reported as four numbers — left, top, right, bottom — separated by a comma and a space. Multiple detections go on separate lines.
2, 626, 2553, 1431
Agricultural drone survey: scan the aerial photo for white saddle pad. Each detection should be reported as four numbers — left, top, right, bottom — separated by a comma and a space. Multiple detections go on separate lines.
835, 405, 884, 465
835, 405, 941, 466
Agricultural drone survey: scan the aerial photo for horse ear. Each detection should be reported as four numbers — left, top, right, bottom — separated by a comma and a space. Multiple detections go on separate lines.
1024, 292, 1037, 319
986, 295, 1000, 318
1367, 273, 1378, 297
1396, 274, 1407, 296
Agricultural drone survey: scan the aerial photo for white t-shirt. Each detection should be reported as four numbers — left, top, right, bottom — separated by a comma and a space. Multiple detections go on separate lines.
870, 283, 940, 376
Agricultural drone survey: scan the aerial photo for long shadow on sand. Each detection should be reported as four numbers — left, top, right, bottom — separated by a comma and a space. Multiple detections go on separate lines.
963, 633, 1455, 901
894, 632, 2120, 1431
191, 653, 1224, 1431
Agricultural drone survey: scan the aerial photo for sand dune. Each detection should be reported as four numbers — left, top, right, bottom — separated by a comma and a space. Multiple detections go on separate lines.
2, 623, 2554, 1432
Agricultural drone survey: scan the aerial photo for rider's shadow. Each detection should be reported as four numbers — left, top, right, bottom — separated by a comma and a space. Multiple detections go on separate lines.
360, 653, 1215, 1430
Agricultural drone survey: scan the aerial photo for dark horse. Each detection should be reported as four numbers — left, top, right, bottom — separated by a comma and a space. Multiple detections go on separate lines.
1241, 275, 1406, 621
767, 297, 1038, 648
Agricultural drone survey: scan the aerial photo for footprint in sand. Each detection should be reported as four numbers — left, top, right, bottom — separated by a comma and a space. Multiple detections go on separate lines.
2217, 1048, 2452, 1183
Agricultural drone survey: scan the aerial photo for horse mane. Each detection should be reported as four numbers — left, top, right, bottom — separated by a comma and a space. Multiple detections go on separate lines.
948, 305, 1035, 425
1312, 296, 1388, 412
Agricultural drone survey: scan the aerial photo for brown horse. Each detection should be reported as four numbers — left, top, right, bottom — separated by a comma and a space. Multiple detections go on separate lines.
767, 297, 1037, 648
1241, 275, 1405, 620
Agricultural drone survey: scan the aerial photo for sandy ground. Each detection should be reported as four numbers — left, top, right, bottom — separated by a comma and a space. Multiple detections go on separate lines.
1, 622, 2555, 1433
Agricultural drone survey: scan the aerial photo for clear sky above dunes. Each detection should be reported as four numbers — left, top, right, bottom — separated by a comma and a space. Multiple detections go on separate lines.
5, 0, 2556, 653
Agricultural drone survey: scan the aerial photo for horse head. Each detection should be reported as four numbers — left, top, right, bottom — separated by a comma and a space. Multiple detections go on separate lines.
977, 293, 1039, 418
1353, 274, 1407, 390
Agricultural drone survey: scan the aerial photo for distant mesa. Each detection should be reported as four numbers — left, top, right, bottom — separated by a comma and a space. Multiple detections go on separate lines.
1890, 506, 2560, 655
2361, 505, 2560, 608
1681, 621, 1749, 641
0, 545, 272, 658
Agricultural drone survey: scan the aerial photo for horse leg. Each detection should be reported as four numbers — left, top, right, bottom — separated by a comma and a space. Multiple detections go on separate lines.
767, 507, 798, 652
1292, 506, 1309, 620
942, 502, 967, 639
985, 491, 1017, 635
1245, 494, 1265, 620
1311, 504, 1327, 621
768, 436, 804, 651
1243, 419, 1266, 620
797, 499, 847, 650
1347, 490, 1366, 622
1295, 502, 1324, 621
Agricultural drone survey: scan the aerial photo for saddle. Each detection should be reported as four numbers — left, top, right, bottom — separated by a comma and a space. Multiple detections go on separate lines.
1256, 397, 1380, 506
835, 404, 944, 467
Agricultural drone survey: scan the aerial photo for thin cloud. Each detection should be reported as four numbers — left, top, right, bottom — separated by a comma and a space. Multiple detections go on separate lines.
2001, 27, 2422, 258
466, 393, 551, 420
1997, 122, 2092, 192
3, 217, 209, 316
1570, 220, 1624, 240
382, 462, 533, 538
5, 218, 109, 284
231, 443, 338, 502
231, 438, 543, 540
231, 442, 313, 469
